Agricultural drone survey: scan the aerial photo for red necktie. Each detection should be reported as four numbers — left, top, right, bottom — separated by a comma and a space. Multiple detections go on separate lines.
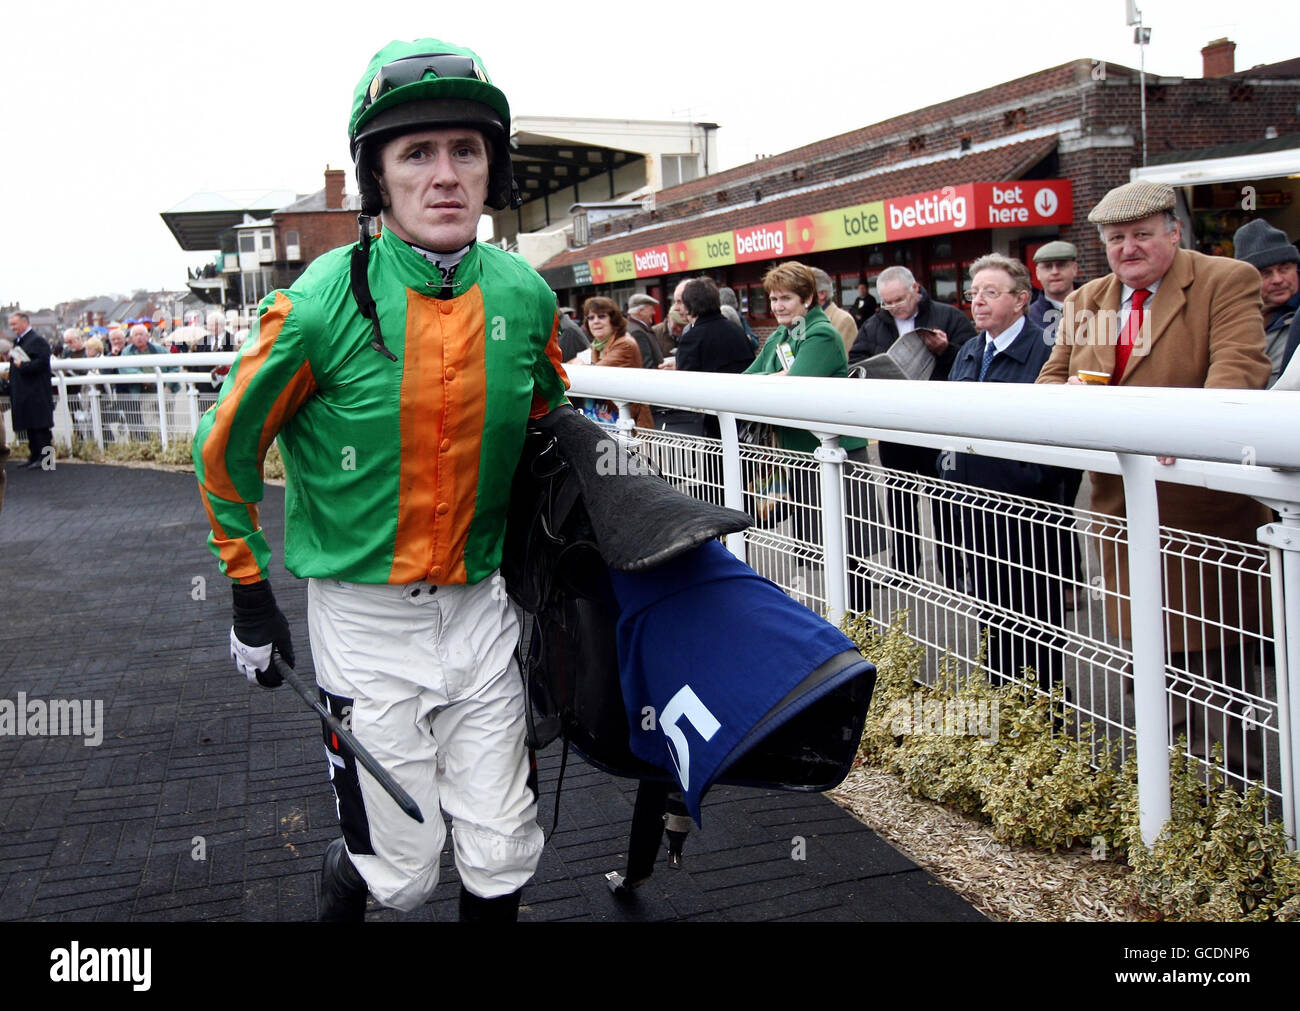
1111, 288, 1149, 384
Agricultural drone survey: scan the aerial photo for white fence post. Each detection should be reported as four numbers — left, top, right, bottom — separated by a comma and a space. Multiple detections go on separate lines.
55, 372, 74, 446
716, 411, 746, 562
1259, 507, 1300, 847
88, 385, 104, 449
153, 368, 168, 449
186, 383, 201, 438
815, 433, 848, 625
612, 399, 635, 438
1120, 453, 1173, 846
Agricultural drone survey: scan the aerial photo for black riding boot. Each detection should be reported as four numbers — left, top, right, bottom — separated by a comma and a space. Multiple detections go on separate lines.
318, 838, 368, 922
458, 886, 521, 923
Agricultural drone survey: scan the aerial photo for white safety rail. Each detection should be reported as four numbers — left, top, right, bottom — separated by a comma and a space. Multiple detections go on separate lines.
568, 365, 1300, 849
1, 353, 230, 450
5, 354, 1299, 849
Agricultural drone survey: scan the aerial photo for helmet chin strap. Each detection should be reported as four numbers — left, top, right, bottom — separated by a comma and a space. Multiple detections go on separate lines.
351, 216, 398, 362
349, 220, 479, 359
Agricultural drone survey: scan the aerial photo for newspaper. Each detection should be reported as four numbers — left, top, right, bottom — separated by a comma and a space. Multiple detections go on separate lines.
848, 329, 935, 381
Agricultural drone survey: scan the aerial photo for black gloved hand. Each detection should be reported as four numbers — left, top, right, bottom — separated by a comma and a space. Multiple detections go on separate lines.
230, 580, 295, 689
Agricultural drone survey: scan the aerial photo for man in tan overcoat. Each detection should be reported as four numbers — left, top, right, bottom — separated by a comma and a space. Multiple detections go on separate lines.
1037, 180, 1271, 778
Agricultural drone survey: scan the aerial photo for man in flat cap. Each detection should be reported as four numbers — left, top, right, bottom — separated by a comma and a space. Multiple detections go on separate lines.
1233, 217, 1300, 386
1027, 240, 1079, 335
1028, 239, 1085, 587
1037, 180, 1270, 777
625, 293, 665, 369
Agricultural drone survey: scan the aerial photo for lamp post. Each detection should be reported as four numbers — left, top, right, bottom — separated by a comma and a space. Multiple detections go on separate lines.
1127, 1, 1152, 167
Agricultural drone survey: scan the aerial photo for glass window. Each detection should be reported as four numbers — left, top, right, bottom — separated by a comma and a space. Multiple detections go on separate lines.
660, 154, 700, 190
662, 157, 680, 189
239, 234, 255, 253
748, 285, 768, 317
929, 261, 959, 306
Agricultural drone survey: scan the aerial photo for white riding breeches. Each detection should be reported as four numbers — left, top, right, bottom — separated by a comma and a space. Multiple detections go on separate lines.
307, 574, 543, 911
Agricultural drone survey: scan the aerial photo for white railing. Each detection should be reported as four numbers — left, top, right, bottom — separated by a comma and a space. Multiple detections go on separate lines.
2, 353, 232, 451
7, 353, 1299, 849
565, 365, 1300, 850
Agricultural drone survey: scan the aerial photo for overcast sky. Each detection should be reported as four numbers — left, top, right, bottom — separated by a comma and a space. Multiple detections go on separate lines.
5, 0, 1296, 311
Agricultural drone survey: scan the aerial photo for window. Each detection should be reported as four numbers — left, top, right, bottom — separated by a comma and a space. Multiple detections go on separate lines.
572, 212, 589, 247
239, 234, 256, 254
660, 154, 701, 190
748, 285, 768, 318
929, 261, 959, 306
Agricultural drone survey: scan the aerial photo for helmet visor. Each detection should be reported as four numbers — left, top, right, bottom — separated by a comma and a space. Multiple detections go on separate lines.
362, 52, 489, 114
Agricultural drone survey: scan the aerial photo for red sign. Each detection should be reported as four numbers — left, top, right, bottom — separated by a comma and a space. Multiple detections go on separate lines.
633, 245, 671, 277
972, 180, 1072, 228
883, 184, 976, 240
733, 222, 788, 263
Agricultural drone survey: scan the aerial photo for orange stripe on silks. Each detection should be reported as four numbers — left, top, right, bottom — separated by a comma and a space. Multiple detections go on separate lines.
200, 291, 292, 503
432, 287, 487, 585
198, 486, 227, 540
257, 360, 317, 464
530, 313, 570, 419
198, 487, 260, 582
388, 293, 445, 583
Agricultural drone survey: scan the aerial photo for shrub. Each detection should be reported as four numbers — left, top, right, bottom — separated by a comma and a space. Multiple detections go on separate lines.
845, 612, 1298, 921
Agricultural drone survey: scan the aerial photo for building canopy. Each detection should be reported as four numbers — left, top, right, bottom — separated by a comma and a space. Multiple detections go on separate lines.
160, 188, 299, 250
1131, 132, 1300, 187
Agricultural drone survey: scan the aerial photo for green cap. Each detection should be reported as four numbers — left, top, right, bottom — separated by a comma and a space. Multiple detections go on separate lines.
1033, 240, 1078, 263
348, 39, 511, 153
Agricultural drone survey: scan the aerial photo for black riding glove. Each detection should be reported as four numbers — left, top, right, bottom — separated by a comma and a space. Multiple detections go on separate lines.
230, 580, 295, 689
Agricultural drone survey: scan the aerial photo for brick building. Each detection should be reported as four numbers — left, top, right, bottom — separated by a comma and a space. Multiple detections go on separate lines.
536, 41, 1300, 328
269, 167, 361, 290
163, 169, 362, 316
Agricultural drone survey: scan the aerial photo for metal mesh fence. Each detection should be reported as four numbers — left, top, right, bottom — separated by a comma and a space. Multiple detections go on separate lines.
629, 425, 1283, 807
3, 384, 223, 449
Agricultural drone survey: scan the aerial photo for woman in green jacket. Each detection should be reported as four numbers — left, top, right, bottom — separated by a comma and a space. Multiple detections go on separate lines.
744, 261, 874, 611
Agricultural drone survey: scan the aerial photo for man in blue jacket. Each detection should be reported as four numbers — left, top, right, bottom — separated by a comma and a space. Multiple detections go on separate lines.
1027, 240, 1079, 336
850, 267, 975, 581
940, 254, 1066, 690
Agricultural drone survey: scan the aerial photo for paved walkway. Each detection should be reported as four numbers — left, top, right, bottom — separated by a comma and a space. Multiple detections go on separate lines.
0, 461, 982, 922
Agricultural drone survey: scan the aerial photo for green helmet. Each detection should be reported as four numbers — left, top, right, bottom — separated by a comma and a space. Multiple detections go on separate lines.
349, 39, 519, 213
